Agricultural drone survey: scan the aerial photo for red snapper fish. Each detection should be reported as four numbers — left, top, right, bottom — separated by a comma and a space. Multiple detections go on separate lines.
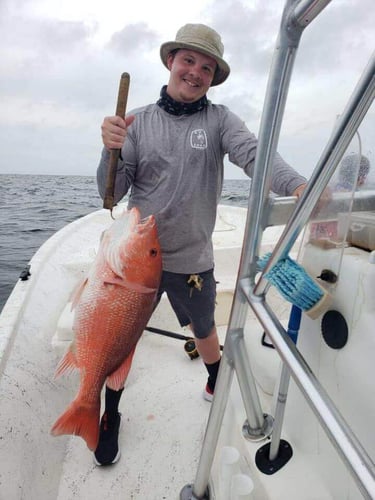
51, 207, 162, 450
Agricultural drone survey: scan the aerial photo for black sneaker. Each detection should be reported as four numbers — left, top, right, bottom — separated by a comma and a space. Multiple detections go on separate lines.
94, 412, 121, 466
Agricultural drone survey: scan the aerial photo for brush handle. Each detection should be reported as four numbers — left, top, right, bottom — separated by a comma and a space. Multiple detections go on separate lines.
287, 305, 302, 344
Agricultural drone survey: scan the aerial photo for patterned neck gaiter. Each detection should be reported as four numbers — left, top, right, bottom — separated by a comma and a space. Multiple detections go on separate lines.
156, 85, 208, 116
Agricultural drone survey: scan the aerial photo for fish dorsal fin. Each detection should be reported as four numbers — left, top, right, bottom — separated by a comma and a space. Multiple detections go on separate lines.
106, 347, 137, 391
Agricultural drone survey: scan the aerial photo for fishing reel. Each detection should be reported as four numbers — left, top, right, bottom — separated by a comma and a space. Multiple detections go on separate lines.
145, 326, 213, 360
184, 339, 200, 360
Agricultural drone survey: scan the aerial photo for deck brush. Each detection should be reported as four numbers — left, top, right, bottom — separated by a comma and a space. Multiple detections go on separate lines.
257, 252, 331, 320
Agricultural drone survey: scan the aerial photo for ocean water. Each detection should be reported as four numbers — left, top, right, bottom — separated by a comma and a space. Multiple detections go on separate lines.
0, 174, 250, 311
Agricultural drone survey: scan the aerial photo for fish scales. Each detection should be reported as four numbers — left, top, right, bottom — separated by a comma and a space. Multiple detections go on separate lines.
51, 207, 162, 450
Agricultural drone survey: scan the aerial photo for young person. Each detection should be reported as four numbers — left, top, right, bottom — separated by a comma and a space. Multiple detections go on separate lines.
95, 23, 307, 465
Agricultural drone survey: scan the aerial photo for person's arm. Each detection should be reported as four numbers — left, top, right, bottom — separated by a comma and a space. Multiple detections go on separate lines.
270, 152, 307, 196
221, 107, 307, 196
96, 115, 136, 203
292, 183, 307, 198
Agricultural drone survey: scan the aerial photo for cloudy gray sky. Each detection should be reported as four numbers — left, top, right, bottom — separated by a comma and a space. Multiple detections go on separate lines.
1, 0, 374, 179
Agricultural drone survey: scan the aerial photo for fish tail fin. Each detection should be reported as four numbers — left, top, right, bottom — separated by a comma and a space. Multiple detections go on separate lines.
50, 400, 100, 451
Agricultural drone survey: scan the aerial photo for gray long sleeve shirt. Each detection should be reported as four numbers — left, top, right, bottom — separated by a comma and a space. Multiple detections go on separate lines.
97, 102, 306, 274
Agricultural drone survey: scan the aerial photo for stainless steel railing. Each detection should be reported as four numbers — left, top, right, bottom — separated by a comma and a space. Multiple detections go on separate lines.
180, 0, 375, 498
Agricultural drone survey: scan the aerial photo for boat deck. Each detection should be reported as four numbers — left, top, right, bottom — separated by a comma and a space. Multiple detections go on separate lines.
4, 201, 369, 499
1, 204, 271, 500
54, 326, 214, 499
52, 312, 284, 500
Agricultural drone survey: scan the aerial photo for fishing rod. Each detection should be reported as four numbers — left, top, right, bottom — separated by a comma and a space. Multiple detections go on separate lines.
145, 326, 224, 360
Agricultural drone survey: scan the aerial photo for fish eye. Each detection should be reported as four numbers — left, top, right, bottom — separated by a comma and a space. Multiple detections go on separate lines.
150, 248, 158, 257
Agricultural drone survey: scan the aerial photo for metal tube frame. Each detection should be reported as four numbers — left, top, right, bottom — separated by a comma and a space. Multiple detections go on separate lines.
181, 0, 375, 498
247, 297, 375, 499
255, 49, 375, 296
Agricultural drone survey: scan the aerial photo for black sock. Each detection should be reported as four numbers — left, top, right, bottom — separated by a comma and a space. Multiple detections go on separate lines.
104, 386, 124, 416
204, 359, 221, 392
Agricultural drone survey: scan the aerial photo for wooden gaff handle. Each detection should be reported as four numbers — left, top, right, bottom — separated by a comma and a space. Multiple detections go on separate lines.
103, 72, 130, 211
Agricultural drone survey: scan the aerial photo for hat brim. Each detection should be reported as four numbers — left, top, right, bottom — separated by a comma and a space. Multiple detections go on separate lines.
160, 41, 230, 86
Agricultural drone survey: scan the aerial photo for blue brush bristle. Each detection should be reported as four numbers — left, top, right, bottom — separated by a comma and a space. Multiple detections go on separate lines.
258, 253, 323, 311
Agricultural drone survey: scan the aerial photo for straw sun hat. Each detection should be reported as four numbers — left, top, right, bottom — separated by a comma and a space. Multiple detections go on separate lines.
160, 24, 230, 86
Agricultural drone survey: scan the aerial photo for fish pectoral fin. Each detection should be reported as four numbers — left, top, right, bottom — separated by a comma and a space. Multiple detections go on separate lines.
106, 346, 137, 391
103, 277, 157, 294
70, 277, 89, 310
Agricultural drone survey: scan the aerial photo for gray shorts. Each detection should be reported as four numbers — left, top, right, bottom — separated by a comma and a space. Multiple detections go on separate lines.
156, 269, 216, 339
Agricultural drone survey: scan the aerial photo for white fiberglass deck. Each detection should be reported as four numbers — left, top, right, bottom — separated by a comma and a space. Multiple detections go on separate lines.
0, 204, 263, 499
2, 201, 374, 499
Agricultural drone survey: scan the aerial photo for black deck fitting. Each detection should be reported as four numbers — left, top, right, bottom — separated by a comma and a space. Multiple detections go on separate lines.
255, 439, 293, 475
321, 310, 348, 349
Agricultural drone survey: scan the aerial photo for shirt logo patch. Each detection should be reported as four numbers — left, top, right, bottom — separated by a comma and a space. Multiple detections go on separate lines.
190, 129, 207, 149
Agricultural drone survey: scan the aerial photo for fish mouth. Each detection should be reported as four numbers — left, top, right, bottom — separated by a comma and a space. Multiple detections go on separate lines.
104, 210, 158, 280
129, 208, 156, 232
136, 214, 156, 233
121, 209, 157, 241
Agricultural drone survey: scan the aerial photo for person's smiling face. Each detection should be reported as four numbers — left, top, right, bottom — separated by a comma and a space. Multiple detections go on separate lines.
166, 49, 217, 103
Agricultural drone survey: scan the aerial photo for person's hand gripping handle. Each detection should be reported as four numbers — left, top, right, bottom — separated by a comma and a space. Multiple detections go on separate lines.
103, 72, 130, 213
